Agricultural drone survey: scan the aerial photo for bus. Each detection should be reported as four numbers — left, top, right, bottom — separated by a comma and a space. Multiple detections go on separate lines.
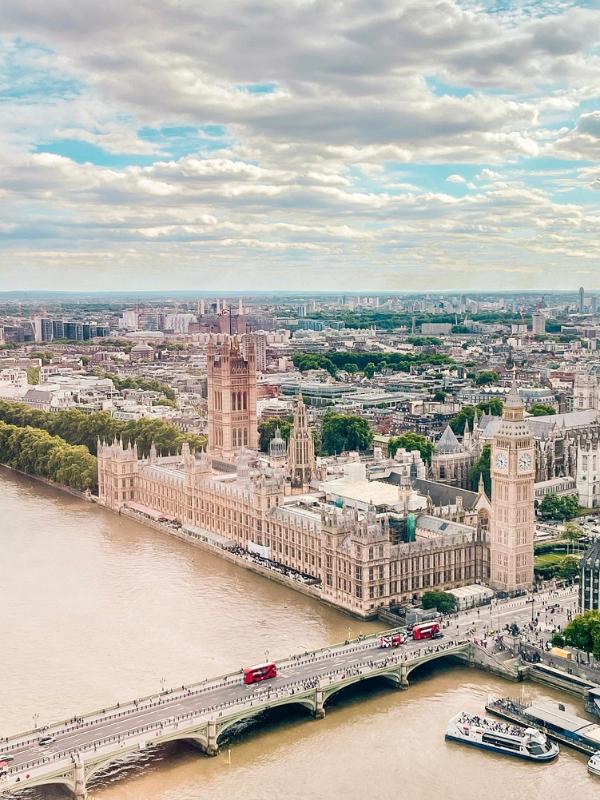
412, 621, 441, 640
379, 634, 405, 648
243, 662, 277, 685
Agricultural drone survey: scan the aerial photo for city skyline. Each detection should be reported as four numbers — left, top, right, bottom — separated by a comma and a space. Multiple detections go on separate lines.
1, 1, 599, 292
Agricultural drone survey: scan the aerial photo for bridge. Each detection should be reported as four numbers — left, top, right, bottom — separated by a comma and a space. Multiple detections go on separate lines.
0, 631, 471, 799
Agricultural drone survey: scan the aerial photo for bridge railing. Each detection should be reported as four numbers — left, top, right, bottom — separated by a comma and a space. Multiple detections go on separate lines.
2, 639, 470, 782
0, 627, 405, 753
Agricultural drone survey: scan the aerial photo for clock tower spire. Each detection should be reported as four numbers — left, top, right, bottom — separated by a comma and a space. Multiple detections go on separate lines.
489, 373, 535, 593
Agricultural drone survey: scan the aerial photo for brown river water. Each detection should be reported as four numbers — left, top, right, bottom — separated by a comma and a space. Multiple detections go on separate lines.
0, 467, 598, 800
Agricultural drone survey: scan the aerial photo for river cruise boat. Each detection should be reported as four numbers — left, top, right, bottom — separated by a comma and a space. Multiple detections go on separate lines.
588, 751, 600, 777
446, 712, 559, 761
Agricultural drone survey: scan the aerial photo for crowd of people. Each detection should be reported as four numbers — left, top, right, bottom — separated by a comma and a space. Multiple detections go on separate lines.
457, 712, 523, 738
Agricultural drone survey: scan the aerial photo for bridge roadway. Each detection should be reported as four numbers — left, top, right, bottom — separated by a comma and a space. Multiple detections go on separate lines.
0, 632, 471, 798
0, 586, 576, 799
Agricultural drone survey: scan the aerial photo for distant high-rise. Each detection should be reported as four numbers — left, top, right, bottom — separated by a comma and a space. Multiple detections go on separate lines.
531, 311, 545, 335
579, 286, 585, 313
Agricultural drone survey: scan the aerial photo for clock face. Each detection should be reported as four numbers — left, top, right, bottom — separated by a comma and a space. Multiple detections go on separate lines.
519, 452, 532, 472
495, 452, 508, 471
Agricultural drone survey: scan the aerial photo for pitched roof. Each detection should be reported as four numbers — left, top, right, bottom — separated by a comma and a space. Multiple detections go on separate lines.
414, 478, 479, 510
434, 424, 462, 454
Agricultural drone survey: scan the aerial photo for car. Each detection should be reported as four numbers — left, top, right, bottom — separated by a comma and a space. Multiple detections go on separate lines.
432, 631, 444, 639
0, 755, 14, 763
38, 735, 55, 746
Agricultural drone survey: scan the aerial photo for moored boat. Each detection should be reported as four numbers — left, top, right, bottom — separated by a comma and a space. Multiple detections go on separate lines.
446, 712, 559, 761
588, 751, 600, 777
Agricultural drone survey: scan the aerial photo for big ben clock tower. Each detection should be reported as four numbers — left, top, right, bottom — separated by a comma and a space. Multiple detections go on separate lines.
490, 376, 535, 593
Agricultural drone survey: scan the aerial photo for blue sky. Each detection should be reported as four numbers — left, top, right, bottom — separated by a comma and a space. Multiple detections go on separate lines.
0, 1, 599, 291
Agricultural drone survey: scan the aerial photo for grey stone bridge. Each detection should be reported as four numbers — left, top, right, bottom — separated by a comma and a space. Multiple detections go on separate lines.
0, 633, 473, 799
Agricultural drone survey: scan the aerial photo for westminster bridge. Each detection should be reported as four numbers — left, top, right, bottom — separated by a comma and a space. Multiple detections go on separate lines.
0, 633, 475, 799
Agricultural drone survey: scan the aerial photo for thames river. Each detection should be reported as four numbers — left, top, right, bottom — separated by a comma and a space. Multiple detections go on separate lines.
1, 467, 598, 800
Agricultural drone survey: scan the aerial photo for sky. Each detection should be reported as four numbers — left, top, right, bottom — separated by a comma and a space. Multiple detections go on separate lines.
0, 0, 599, 292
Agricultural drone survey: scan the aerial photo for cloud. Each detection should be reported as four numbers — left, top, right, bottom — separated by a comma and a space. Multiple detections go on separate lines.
0, 0, 599, 289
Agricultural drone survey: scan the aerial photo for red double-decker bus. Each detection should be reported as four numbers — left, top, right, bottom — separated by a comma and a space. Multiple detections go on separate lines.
412, 621, 440, 640
379, 634, 405, 648
243, 662, 277, 685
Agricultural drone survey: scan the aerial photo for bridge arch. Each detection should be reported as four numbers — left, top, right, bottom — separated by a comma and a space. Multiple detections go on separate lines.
405, 646, 471, 682
6, 774, 77, 796
216, 697, 316, 745
322, 667, 403, 705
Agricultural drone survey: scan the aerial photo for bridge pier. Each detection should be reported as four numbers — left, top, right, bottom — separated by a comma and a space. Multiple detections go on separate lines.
314, 688, 325, 719
206, 718, 219, 756
73, 753, 87, 800
400, 663, 409, 688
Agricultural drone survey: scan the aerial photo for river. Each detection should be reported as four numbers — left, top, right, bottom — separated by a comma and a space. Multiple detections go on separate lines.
0, 467, 598, 799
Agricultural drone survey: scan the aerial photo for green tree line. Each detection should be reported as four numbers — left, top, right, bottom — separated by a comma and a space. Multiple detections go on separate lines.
0, 401, 207, 457
292, 350, 453, 377
0, 421, 97, 491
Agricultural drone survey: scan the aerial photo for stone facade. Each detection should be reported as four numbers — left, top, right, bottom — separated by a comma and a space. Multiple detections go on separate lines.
207, 336, 258, 459
96, 332, 503, 617
489, 382, 536, 593
97, 439, 491, 618
483, 409, 600, 484
430, 420, 481, 489
576, 440, 600, 509
287, 394, 316, 490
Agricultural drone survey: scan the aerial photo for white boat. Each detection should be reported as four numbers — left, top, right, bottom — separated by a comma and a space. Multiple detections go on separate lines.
446, 712, 559, 761
588, 751, 600, 776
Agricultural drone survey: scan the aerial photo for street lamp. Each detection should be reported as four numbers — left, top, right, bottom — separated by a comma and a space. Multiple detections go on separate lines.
160, 677, 166, 693
32, 713, 39, 730
528, 596, 535, 623
264, 650, 270, 663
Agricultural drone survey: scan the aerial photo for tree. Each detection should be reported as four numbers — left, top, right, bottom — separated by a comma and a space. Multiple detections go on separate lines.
258, 416, 293, 453
320, 411, 373, 455
538, 493, 580, 521
0, 421, 97, 491
528, 403, 556, 416
551, 633, 565, 647
449, 405, 477, 435
26, 367, 40, 385
477, 398, 503, 417
558, 556, 579, 582
433, 390, 446, 402
564, 521, 585, 542
421, 591, 457, 613
469, 444, 491, 495
563, 611, 600, 658
0, 400, 207, 457
475, 370, 499, 386
363, 362, 376, 379
388, 432, 434, 464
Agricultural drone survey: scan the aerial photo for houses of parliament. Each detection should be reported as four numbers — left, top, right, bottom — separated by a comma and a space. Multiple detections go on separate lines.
97, 336, 535, 618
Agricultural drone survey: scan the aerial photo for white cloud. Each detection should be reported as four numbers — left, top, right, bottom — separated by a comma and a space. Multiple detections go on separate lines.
0, 0, 599, 289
